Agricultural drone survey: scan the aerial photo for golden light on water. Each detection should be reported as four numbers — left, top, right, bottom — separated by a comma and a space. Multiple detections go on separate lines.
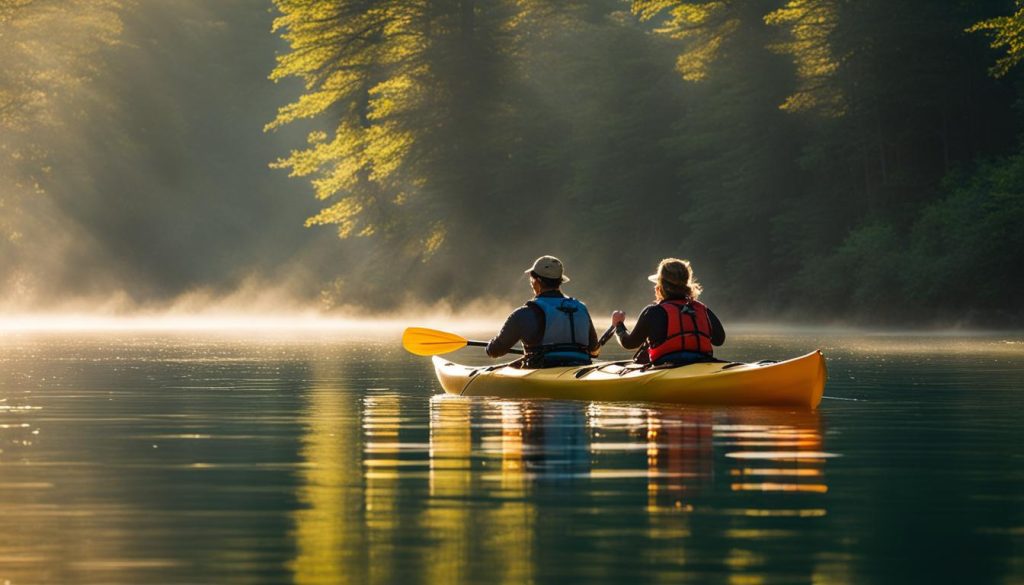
0, 352, 838, 584
735, 509, 828, 518
363, 394, 401, 585
731, 483, 830, 493
290, 361, 362, 585
731, 468, 823, 477
725, 451, 841, 460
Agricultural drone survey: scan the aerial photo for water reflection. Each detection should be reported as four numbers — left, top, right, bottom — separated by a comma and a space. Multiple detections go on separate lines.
4, 333, 1019, 585
425, 396, 473, 583
721, 410, 832, 497
643, 408, 714, 511
291, 378, 366, 585
291, 392, 832, 584
498, 402, 591, 480
364, 393, 404, 585
4, 333, 1022, 584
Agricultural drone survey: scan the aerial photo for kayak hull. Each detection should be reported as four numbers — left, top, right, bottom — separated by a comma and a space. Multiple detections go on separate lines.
432, 351, 826, 408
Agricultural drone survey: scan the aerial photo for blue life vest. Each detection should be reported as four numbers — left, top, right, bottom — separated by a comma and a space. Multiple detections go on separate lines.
526, 296, 592, 366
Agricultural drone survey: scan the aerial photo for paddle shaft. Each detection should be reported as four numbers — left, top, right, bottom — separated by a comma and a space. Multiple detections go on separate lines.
465, 340, 523, 355
472, 325, 612, 356
463, 323, 614, 357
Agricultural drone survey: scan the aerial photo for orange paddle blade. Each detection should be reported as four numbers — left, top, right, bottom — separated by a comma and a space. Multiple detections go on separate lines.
402, 327, 470, 356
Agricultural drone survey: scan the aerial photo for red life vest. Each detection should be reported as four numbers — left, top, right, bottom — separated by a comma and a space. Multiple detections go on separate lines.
648, 299, 714, 362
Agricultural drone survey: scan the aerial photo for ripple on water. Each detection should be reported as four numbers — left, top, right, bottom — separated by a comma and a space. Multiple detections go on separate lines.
0, 330, 1021, 584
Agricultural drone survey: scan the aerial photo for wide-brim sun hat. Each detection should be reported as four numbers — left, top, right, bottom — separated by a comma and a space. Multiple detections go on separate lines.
525, 255, 570, 283
649, 258, 689, 286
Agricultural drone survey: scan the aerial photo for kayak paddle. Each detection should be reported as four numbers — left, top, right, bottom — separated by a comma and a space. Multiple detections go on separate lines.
403, 324, 615, 357
402, 327, 524, 356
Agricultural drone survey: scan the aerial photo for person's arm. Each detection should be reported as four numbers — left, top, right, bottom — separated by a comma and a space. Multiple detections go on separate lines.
707, 307, 726, 346
613, 306, 655, 350
486, 308, 527, 357
586, 320, 600, 357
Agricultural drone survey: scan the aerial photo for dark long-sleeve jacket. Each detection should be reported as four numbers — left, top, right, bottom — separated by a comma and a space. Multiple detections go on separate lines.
486, 291, 600, 358
615, 302, 725, 351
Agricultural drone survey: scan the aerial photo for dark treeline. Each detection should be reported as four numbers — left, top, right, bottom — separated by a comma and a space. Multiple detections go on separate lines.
269, 0, 1024, 325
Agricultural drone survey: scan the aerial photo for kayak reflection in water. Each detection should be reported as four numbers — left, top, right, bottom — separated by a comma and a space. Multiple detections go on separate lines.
485, 255, 601, 368
521, 403, 591, 480
611, 258, 725, 365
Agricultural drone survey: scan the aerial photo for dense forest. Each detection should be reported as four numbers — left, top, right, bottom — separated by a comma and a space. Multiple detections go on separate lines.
266, 0, 1024, 325
2, 1, 1024, 325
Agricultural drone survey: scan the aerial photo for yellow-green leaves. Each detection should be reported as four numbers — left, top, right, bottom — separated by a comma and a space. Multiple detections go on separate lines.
765, 0, 844, 115
969, 2, 1024, 78
421, 221, 446, 260
633, 1, 737, 82
634, 0, 844, 115
267, 0, 430, 244
304, 197, 363, 238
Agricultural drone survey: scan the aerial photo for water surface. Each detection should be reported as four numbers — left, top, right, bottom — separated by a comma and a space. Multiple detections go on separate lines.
0, 328, 1021, 584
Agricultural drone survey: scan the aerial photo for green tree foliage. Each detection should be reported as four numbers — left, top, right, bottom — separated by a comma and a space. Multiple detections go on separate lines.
0, 0, 125, 299
266, 1, 437, 244
267, 0, 539, 305
505, 2, 691, 299
803, 153, 1024, 322
763, 0, 844, 115
268, 0, 693, 307
970, 0, 1024, 77
0, 0, 1020, 322
906, 155, 1024, 315
633, 0, 804, 308
772, 0, 1024, 323
633, 0, 742, 82
266, 0, 1024, 323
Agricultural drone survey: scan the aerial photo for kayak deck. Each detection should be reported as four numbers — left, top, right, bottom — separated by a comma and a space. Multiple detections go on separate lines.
432, 351, 826, 408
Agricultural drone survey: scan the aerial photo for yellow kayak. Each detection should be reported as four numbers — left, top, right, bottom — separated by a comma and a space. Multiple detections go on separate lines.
432, 351, 826, 408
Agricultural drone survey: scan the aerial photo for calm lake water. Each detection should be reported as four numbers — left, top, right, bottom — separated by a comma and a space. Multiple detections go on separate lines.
0, 327, 1022, 584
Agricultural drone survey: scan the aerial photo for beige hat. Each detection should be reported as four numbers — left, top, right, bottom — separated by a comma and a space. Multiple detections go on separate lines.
648, 258, 689, 286
525, 255, 570, 283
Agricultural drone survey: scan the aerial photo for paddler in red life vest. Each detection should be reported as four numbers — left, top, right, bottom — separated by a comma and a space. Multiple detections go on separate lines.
486, 255, 601, 368
610, 258, 725, 365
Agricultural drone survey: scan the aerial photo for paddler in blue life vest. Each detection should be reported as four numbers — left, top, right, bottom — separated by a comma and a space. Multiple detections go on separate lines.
486, 255, 601, 368
611, 258, 725, 365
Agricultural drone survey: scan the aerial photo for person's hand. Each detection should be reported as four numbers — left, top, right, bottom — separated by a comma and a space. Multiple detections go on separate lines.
611, 310, 626, 325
